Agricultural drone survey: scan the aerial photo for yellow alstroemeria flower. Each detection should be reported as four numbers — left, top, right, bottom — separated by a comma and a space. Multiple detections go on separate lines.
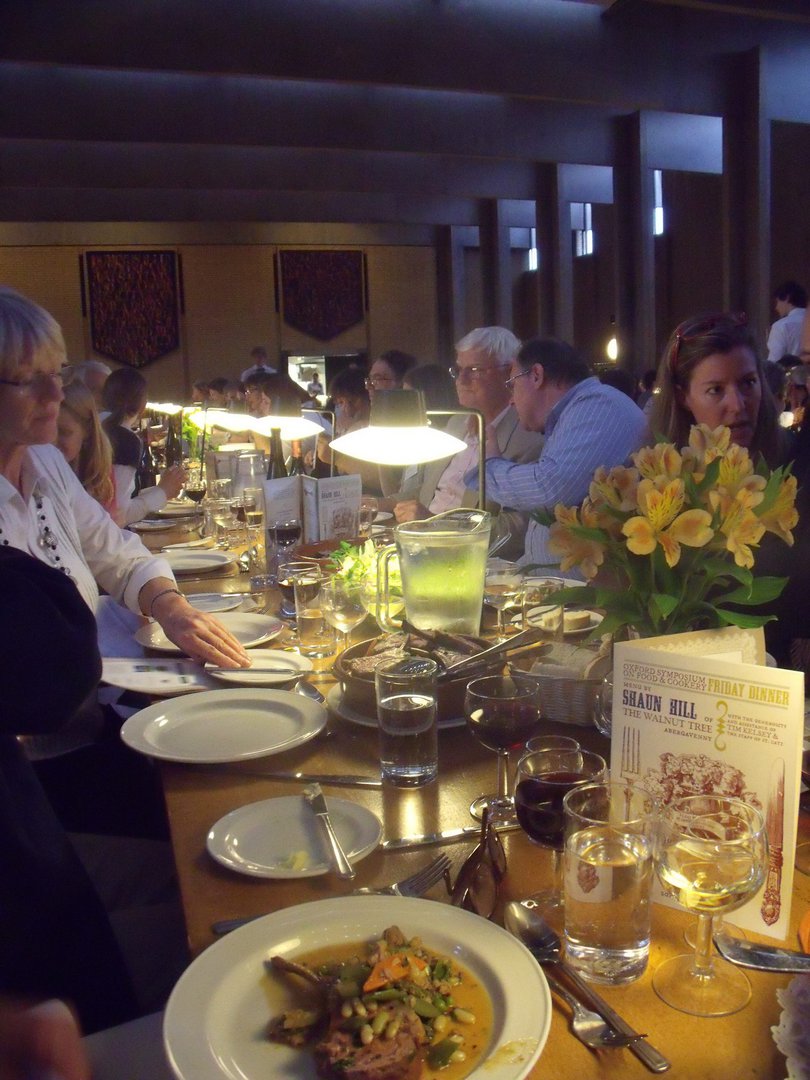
717, 442, 766, 503
548, 503, 606, 580
589, 465, 639, 513
709, 490, 766, 569
757, 474, 798, 545
622, 478, 714, 568
682, 423, 732, 481
633, 442, 682, 482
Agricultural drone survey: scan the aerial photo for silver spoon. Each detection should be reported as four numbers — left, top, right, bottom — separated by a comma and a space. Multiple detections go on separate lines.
504, 902, 670, 1073
295, 679, 325, 703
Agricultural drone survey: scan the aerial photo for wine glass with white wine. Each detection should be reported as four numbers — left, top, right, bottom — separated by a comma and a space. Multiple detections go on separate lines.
653, 794, 767, 1017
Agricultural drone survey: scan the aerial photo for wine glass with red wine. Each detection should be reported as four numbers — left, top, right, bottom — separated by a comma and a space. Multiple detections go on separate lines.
514, 746, 607, 914
464, 674, 542, 822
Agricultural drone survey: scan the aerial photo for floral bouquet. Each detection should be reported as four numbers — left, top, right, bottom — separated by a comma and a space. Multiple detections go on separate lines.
534, 424, 798, 639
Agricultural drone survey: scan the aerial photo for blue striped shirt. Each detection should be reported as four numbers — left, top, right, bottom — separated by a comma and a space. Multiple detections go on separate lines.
465, 377, 649, 570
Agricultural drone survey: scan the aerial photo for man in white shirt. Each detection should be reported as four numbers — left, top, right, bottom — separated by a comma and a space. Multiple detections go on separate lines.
390, 328, 543, 552
767, 281, 807, 363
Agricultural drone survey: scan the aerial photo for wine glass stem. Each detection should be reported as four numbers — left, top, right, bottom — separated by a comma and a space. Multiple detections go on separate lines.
694, 914, 715, 978
496, 749, 509, 801
495, 609, 504, 639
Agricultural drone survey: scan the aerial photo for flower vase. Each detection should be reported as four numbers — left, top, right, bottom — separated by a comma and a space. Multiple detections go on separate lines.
586, 628, 643, 738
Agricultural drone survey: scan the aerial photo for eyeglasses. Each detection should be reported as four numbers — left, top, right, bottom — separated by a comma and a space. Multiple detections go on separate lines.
504, 368, 531, 391
365, 375, 396, 388
448, 363, 510, 382
449, 807, 507, 918
669, 311, 748, 373
0, 367, 72, 394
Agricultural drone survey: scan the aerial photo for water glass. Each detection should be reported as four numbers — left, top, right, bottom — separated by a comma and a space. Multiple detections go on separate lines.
358, 498, 377, 539
375, 656, 438, 787
293, 572, 336, 657
563, 781, 656, 984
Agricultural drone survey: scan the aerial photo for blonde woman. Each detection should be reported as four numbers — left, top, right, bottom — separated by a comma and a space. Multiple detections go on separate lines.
56, 378, 117, 517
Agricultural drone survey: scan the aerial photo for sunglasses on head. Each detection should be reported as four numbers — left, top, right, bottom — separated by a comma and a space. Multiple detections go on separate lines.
668, 311, 748, 374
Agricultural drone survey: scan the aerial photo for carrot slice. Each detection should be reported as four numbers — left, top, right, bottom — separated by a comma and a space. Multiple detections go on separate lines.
363, 954, 411, 992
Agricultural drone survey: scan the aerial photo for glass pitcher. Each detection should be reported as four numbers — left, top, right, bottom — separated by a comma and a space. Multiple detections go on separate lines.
377, 509, 491, 635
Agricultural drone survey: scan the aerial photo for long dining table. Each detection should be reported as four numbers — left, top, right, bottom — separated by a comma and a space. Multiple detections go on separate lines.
135, 517, 810, 1080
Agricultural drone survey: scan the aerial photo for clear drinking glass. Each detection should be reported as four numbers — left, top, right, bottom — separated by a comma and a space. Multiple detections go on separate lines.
464, 674, 542, 821
319, 576, 367, 652
653, 795, 768, 1017
483, 559, 524, 640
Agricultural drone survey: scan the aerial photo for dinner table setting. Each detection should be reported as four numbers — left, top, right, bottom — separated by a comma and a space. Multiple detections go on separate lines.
102, 489, 810, 1080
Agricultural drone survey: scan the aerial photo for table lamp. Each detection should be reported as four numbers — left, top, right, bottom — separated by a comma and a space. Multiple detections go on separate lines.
328, 389, 486, 509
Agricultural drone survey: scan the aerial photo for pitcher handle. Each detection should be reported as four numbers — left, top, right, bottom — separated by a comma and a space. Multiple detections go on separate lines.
375, 544, 401, 633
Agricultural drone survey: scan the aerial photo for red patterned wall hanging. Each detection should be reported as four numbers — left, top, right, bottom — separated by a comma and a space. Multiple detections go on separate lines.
84, 250, 180, 367
279, 250, 365, 341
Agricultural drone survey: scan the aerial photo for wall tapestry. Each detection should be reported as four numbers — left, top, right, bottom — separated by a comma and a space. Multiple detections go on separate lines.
85, 250, 180, 366
279, 250, 364, 341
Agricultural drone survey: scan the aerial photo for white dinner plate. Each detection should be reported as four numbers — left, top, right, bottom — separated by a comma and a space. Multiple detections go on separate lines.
205, 649, 313, 686
524, 607, 603, 637
120, 688, 327, 763
186, 592, 245, 613
326, 684, 465, 730
163, 896, 550, 1080
134, 612, 282, 653
206, 795, 382, 878
374, 510, 393, 522
101, 657, 220, 696
163, 549, 236, 575
153, 501, 204, 518
128, 519, 175, 533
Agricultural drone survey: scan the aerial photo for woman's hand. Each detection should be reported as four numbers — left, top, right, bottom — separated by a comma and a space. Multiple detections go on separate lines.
158, 465, 186, 500
141, 582, 251, 668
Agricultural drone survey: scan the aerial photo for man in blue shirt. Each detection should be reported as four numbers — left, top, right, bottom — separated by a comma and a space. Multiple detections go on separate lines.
466, 337, 649, 570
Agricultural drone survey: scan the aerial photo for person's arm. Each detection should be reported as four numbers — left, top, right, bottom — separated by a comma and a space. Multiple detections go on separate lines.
138, 578, 250, 667
117, 465, 185, 526
472, 389, 649, 512
0, 999, 89, 1080
767, 320, 787, 365
801, 307, 810, 364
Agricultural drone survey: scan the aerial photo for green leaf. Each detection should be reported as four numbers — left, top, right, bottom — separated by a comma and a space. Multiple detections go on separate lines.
531, 509, 555, 527
649, 592, 679, 618
713, 576, 788, 606
714, 608, 775, 628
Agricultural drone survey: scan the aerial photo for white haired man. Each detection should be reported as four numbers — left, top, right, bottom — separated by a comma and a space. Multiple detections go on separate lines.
388, 328, 544, 554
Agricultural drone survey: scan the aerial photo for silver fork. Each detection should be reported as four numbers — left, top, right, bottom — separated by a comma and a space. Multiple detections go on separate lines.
211, 855, 452, 935
544, 968, 646, 1049
353, 854, 452, 897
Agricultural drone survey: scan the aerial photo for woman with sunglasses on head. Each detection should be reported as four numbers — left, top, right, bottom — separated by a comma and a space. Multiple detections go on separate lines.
56, 378, 117, 518
649, 311, 785, 465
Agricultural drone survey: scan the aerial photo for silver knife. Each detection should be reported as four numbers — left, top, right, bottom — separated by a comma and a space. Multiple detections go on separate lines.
303, 783, 355, 878
714, 932, 810, 972
381, 822, 520, 851
202, 766, 382, 788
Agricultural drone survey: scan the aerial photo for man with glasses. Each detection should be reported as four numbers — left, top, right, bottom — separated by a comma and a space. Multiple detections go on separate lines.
466, 337, 648, 571
390, 328, 543, 553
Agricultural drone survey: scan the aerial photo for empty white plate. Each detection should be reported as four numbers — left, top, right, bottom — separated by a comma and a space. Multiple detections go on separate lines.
186, 593, 245, 613
163, 550, 236, 575
206, 795, 382, 878
135, 611, 282, 653
120, 688, 326, 762
205, 649, 313, 686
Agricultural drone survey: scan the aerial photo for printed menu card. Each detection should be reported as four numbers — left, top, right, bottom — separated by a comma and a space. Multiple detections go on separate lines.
611, 627, 804, 940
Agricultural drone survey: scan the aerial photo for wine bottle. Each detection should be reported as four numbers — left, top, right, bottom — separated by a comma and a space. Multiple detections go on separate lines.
266, 427, 287, 479
286, 439, 306, 476
135, 431, 157, 492
164, 415, 183, 468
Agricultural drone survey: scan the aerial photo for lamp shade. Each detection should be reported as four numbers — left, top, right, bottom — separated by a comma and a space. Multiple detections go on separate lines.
251, 414, 324, 440
329, 389, 467, 465
186, 408, 248, 433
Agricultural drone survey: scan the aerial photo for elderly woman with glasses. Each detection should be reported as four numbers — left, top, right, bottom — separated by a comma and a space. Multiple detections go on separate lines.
0, 286, 250, 672
649, 312, 783, 464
